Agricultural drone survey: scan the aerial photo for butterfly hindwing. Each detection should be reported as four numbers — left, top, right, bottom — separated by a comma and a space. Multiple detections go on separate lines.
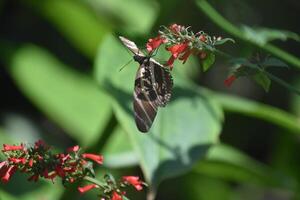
133, 58, 173, 132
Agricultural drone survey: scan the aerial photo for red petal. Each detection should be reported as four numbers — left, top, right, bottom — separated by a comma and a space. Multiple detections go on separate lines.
111, 191, 123, 200
146, 36, 166, 52
78, 184, 97, 194
82, 153, 103, 165
224, 75, 237, 87
179, 49, 192, 64
2, 144, 24, 152
167, 43, 188, 58
123, 176, 144, 191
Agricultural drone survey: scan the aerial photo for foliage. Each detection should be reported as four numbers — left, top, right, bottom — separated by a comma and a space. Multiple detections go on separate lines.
1, 0, 300, 199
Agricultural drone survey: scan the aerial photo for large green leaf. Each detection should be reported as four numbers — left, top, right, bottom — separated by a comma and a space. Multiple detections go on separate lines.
241, 25, 300, 46
29, 0, 110, 58
83, 0, 158, 36
194, 144, 296, 190
102, 125, 139, 168
95, 35, 223, 188
9, 45, 111, 146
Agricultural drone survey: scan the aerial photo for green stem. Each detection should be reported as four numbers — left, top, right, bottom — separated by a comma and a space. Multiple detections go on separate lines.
83, 176, 107, 189
195, 0, 300, 69
214, 93, 300, 134
264, 71, 300, 96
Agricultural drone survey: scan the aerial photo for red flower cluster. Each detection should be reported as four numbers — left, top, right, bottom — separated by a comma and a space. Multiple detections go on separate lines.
146, 24, 220, 69
1, 140, 145, 200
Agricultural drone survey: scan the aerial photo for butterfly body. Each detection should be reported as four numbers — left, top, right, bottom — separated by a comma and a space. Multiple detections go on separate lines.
119, 36, 173, 132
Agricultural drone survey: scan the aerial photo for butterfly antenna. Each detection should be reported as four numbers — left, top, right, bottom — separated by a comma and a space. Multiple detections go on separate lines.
119, 59, 133, 72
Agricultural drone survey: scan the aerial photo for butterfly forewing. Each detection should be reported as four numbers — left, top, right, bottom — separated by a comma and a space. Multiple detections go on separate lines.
119, 36, 144, 57
119, 36, 173, 133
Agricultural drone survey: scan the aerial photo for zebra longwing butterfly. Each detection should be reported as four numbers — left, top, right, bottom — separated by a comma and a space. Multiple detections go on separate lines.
119, 36, 173, 133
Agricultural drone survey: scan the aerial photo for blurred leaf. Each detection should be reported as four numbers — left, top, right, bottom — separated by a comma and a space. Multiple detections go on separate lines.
83, 0, 158, 36
201, 52, 215, 72
9, 45, 112, 146
262, 57, 289, 69
242, 25, 300, 46
95, 35, 223, 188
185, 175, 233, 200
29, 0, 110, 58
194, 144, 296, 189
253, 72, 271, 92
102, 126, 139, 168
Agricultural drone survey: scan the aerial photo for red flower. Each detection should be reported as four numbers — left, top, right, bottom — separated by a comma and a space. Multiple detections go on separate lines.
82, 153, 103, 165
111, 191, 123, 200
199, 34, 207, 42
179, 49, 192, 64
146, 36, 166, 52
28, 158, 34, 167
1, 165, 17, 183
67, 145, 80, 153
78, 184, 98, 194
34, 140, 47, 149
2, 144, 24, 152
55, 166, 65, 177
167, 43, 188, 58
122, 176, 144, 191
169, 24, 184, 33
28, 174, 39, 182
8, 157, 26, 164
224, 75, 237, 87
166, 55, 176, 69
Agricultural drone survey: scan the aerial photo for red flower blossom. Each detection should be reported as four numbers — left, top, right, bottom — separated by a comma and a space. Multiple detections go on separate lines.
122, 176, 144, 191
8, 157, 26, 164
166, 55, 176, 69
28, 158, 34, 167
2, 144, 24, 152
169, 24, 184, 33
179, 49, 192, 64
28, 174, 39, 182
111, 191, 122, 200
34, 140, 47, 149
1, 165, 17, 183
55, 166, 65, 177
224, 75, 237, 87
146, 36, 166, 52
82, 153, 103, 165
199, 34, 207, 42
78, 184, 98, 194
167, 43, 188, 58
67, 145, 80, 153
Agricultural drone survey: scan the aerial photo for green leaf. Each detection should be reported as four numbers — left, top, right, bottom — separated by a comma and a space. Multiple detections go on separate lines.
9, 45, 112, 146
194, 144, 296, 189
262, 57, 289, 68
253, 72, 271, 92
83, 0, 158, 36
241, 25, 300, 46
30, 0, 110, 58
95, 35, 223, 188
201, 52, 215, 72
102, 126, 139, 168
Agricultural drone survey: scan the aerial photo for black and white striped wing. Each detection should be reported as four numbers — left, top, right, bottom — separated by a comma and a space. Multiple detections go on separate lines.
119, 36, 144, 57
134, 60, 173, 132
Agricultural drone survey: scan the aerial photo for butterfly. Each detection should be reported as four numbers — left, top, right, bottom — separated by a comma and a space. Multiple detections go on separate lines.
119, 36, 173, 133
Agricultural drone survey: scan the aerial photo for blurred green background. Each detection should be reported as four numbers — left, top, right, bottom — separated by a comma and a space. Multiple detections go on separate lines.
1, 0, 300, 200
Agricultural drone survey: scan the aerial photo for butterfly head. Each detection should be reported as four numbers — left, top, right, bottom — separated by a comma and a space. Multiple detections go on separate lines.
133, 55, 148, 65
